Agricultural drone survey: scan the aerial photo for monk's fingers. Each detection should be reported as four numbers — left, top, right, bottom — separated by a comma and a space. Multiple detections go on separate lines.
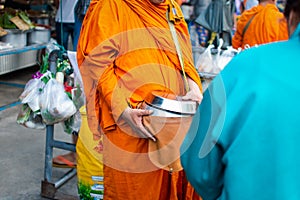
182, 90, 203, 103
136, 121, 156, 142
121, 107, 156, 141
136, 123, 156, 142
135, 108, 153, 116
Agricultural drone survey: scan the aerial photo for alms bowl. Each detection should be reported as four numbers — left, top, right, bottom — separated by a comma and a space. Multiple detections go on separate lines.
144, 91, 198, 115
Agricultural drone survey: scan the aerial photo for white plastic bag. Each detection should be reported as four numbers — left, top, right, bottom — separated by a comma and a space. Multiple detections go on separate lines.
61, 110, 82, 134
67, 51, 85, 109
19, 77, 45, 112
39, 77, 77, 124
17, 104, 46, 130
196, 39, 239, 75
216, 46, 239, 71
196, 44, 217, 74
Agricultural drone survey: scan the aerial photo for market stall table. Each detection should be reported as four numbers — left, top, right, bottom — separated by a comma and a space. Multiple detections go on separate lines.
0, 44, 46, 75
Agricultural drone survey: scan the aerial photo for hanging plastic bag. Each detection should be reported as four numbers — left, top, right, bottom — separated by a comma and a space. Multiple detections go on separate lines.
61, 110, 82, 134
17, 104, 46, 129
67, 51, 85, 110
19, 75, 45, 112
197, 39, 239, 75
216, 46, 239, 72
46, 38, 60, 55
196, 44, 218, 74
39, 77, 77, 125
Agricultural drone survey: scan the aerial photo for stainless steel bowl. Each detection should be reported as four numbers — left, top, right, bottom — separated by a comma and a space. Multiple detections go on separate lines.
144, 92, 198, 116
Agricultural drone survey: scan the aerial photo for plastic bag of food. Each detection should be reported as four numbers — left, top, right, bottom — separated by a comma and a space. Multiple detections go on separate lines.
216, 46, 239, 71
39, 77, 77, 124
61, 110, 82, 134
16, 104, 46, 130
196, 44, 218, 73
67, 51, 85, 109
19, 76, 45, 112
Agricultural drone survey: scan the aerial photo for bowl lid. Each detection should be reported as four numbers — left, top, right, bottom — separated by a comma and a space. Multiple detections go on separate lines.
144, 91, 198, 115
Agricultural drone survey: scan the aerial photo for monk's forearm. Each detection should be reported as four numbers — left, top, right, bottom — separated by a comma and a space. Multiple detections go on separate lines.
98, 75, 128, 122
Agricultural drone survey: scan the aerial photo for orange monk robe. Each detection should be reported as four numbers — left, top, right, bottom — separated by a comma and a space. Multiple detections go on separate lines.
232, 4, 288, 49
77, 0, 202, 199
176, 0, 183, 6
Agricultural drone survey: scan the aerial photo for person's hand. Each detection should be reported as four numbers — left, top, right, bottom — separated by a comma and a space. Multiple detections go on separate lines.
181, 78, 203, 104
119, 107, 156, 141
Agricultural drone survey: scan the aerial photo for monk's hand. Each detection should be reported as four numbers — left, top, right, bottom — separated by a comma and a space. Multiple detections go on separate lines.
120, 107, 156, 141
181, 78, 203, 104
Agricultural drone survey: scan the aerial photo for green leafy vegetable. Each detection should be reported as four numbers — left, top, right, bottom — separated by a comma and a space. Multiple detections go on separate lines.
18, 11, 35, 29
2, 12, 16, 29
78, 182, 94, 200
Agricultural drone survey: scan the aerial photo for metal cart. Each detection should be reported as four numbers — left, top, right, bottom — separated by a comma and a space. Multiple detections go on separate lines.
40, 50, 77, 199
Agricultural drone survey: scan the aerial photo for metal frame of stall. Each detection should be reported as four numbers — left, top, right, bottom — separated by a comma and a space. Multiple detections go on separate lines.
0, 46, 78, 199
41, 125, 77, 199
0, 44, 77, 198
0, 44, 46, 75
40, 49, 77, 199
0, 44, 46, 112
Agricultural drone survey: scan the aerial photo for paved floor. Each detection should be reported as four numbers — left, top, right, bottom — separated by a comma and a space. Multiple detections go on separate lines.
0, 66, 79, 200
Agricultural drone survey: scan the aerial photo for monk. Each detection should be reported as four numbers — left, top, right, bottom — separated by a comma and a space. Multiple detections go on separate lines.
232, 0, 288, 49
77, 0, 203, 199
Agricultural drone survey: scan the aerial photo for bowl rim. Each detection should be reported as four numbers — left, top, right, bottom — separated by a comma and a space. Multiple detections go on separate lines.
144, 91, 198, 115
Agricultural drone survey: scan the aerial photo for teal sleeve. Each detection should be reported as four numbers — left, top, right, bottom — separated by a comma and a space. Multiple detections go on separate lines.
181, 74, 227, 200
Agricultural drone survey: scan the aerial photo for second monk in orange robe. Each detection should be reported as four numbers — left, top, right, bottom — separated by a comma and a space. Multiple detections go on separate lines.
232, 0, 288, 49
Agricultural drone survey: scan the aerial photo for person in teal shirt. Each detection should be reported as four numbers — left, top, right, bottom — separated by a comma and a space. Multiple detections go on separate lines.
180, 0, 300, 199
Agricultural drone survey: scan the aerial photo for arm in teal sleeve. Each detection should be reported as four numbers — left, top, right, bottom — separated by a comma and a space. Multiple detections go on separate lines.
181, 76, 227, 200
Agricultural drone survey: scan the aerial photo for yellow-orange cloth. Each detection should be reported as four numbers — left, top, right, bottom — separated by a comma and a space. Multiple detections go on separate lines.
77, 0, 202, 199
77, 106, 103, 187
232, 4, 288, 49
77, 0, 201, 138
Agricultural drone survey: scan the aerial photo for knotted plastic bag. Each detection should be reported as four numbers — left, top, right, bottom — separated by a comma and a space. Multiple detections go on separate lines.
196, 44, 218, 74
39, 77, 77, 124
16, 104, 46, 129
216, 46, 239, 71
19, 77, 45, 112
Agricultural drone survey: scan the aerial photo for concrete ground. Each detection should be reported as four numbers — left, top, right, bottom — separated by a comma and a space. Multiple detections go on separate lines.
0, 66, 79, 200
